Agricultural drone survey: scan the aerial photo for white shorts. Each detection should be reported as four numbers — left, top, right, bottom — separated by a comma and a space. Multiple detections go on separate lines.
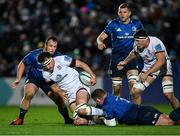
142, 59, 172, 78
61, 77, 90, 104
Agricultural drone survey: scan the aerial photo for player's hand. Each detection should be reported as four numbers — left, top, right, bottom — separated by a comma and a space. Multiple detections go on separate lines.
11, 79, 20, 89
90, 74, 96, 86
61, 91, 67, 103
97, 43, 106, 50
139, 72, 148, 82
117, 61, 127, 70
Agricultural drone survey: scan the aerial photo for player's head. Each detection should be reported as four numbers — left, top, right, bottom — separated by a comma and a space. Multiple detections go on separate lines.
91, 88, 107, 106
37, 52, 55, 71
134, 29, 149, 50
118, 3, 131, 23
44, 36, 58, 55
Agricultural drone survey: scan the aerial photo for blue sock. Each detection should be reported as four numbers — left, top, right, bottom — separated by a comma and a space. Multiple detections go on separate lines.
169, 107, 180, 121
19, 108, 27, 119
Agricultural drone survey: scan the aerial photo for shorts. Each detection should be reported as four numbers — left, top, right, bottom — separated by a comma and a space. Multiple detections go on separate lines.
60, 76, 91, 105
25, 77, 53, 95
120, 105, 162, 125
142, 59, 172, 78
109, 59, 138, 78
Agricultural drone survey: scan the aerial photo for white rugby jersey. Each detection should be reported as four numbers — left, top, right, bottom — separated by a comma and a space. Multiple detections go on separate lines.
134, 36, 172, 76
43, 55, 81, 91
42, 55, 90, 103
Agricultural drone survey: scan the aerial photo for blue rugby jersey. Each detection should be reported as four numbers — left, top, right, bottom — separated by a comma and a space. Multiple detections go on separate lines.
104, 18, 143, 64
22, 48, 61, 81
102, 93, 133, 120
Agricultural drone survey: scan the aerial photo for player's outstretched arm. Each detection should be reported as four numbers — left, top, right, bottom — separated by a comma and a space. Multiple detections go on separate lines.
97, 32, 108, 50
117, 50, 137, 70
145, 52, 166, 75
50, 83, 67, 102
11, 61, 25, 89
75, 59, 96, 85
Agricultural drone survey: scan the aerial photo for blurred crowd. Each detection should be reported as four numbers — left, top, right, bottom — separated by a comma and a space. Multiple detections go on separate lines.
0, 0, 179, 76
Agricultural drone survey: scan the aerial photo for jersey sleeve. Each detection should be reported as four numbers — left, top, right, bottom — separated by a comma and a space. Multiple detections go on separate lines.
152, 39, 165, 54
22, 51, 34, 66
103, 106, 114, 120
55, 55, 73, 66
137, 20, 144, 29
42, 71, 52, 82
103, 21, 113, 36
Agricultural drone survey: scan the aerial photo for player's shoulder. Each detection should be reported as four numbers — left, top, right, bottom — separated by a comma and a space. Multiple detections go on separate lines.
131, 18, 142, 25
54, 55, 72, 62
53, 51, 61, 57
30, 48, 43, 54
24, 48, 43, 59
107, 18, 119, 25
149, 36, 162, 44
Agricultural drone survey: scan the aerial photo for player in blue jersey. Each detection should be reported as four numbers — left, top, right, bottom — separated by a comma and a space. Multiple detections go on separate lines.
10, 36, 72, 125
97, 3, 143, 99
89, 88, 180, 126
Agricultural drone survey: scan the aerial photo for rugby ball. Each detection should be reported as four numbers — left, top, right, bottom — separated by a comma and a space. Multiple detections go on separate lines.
79, 71, 92, 86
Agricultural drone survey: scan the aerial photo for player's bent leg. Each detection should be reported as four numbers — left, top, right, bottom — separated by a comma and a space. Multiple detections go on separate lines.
76, 88, 90, 105
132, 75, 154, 105
74, 117, 89, 125
161, 77, 180, 109
20, 83, 38, 109
10, 83, 38, 125
48, 91, 73, 124
112, 77, 122, 97
131, 87, 142, 105
155, 114, 174, 126
127, 69, 138, 94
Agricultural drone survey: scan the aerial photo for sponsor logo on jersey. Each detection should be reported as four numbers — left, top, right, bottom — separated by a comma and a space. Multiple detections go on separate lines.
155, 44, 163, 52
116, 28, 121, 31
56, 74, 62, 81
64, 55, 72, 62
117, 36, 133, 39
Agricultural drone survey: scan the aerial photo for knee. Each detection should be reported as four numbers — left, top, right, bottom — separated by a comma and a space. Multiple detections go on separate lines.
163, 93, 173, 100
132, 87, 142, 95
24, 91, 35, 100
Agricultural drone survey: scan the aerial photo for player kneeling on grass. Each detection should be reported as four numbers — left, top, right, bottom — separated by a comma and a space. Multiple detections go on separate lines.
37, 52, 103, 125
76, 88, 180, 126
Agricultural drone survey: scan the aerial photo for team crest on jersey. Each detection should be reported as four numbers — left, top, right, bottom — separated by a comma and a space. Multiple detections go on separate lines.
132, 26, 137, 31
57, 65, 62, 70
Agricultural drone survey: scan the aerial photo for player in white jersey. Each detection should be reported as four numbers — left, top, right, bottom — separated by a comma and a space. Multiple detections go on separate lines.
117, 29, 180, 109
37, 52, 103, 125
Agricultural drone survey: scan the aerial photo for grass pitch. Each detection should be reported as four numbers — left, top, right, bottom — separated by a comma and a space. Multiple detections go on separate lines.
0, 105, 180, 135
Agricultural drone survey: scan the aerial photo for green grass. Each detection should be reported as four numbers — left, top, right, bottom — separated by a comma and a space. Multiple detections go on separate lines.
0, 105, 180, 135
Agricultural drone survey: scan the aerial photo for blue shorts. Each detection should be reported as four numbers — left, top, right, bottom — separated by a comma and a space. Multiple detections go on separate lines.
120, 105, 162, 125
25, 77, 53, 95
109, 59, 138, 78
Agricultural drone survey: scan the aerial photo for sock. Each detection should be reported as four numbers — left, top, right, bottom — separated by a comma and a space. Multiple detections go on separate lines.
49, 93, 72, 123
19, 108, 27, 119
169, 107, 180, 121
87, 106, 104, 116
57, 106, 72, 123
